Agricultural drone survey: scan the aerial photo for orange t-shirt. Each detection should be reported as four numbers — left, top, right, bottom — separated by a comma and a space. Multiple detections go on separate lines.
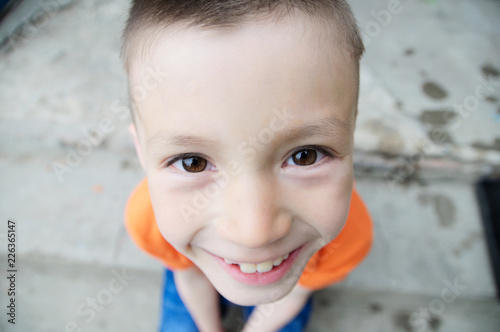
124, 178, 373, 291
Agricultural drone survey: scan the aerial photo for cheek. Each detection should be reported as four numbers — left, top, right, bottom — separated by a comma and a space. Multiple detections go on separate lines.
314, 185, 352, 242
285, 167, 353, 242
148, 178, 202, 248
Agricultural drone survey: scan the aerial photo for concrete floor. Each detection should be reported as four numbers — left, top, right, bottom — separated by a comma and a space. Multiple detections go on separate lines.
1, 0, 500, 331
2, 256, 499, 332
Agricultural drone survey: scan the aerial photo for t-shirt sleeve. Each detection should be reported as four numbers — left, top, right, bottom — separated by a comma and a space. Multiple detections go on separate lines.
124, 178, 194, 270
125, 178, 373, 283
298, 187, 373, 290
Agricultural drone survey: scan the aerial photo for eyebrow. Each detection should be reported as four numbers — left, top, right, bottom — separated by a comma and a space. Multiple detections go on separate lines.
146, 115, 351, 152
275, 116, 351, 144
147, 132, 219, 152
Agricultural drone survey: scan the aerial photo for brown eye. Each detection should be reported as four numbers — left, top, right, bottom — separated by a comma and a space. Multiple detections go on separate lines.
291, 149, 317, 166
182, 157, 207, 172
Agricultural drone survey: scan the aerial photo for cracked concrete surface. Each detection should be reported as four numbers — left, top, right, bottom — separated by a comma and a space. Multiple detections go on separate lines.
1, 0, 499, 331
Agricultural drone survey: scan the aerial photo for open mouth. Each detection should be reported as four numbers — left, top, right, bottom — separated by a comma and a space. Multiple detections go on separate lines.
212, 246, 304, 286
223, 252, 290, 274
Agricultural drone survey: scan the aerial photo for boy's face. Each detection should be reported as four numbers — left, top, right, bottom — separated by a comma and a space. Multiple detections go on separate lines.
129, 15, 359, 305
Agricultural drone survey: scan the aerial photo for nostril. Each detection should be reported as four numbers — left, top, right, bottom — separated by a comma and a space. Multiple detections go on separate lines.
215, 212, 292, 249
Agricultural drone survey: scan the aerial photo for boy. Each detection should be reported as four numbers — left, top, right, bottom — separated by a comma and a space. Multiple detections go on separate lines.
122, 1, 372, 331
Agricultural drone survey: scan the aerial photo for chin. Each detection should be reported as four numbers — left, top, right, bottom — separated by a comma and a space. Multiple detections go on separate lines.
195, 244, 317, 306
214, 276, 298, 306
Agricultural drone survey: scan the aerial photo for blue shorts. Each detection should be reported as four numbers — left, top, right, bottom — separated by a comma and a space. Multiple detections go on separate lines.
159, 269, 313, 332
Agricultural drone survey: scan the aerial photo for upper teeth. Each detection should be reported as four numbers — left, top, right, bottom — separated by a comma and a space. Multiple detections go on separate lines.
224, 252, 290, 274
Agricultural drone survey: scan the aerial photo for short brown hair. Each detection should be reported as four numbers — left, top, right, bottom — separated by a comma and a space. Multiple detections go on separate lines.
121, 0, 364, 70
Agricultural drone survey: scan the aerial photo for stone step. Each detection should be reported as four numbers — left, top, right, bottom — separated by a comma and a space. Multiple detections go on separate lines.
1, 0, 499, 175
0, 151, 496, 299
0, 257, 498, 332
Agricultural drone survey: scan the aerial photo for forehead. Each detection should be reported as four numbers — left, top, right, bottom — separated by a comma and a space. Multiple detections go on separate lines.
129, 14, 358, 145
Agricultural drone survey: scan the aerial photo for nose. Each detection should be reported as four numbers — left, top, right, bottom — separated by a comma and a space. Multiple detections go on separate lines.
215, 174, 291, 249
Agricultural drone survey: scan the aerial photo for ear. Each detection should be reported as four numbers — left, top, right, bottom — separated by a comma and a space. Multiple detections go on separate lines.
129, 123, 146, 171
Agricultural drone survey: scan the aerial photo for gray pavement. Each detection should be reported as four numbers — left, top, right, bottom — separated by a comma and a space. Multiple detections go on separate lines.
1, 0, 500, 331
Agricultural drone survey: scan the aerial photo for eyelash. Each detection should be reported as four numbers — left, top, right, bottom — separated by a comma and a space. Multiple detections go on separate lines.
165, 153, 212, 168
164, 146, 335, 172
283, 145, 334, 167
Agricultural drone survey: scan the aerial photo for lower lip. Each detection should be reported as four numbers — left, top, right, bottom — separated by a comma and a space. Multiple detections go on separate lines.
213, 246, 303, 286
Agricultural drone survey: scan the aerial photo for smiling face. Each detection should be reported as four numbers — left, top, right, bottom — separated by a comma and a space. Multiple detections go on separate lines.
128, 13, 359, 305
